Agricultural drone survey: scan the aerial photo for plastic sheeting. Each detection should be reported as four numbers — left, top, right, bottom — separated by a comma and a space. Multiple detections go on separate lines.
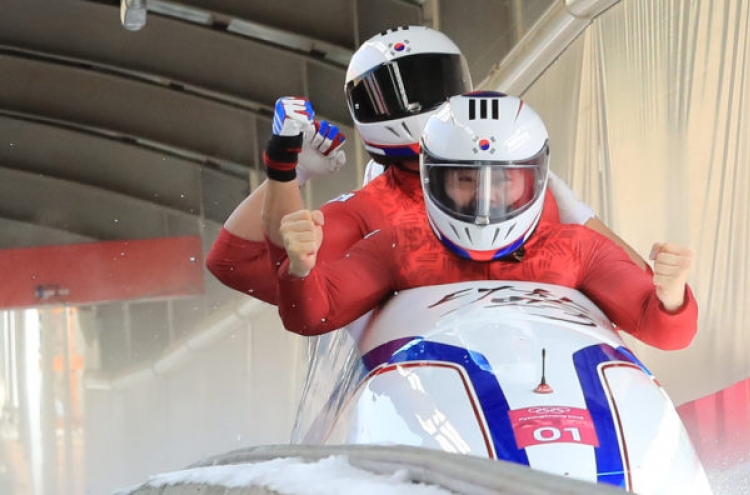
290, 323, 366, 444
519, 0, 750, 406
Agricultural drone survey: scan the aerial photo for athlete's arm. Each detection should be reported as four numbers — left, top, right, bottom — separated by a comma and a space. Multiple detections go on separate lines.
206, 191, 371, 305
222, 181, 269, 242
273, 218, 395, 335
205, 229, 276, 303
207, 140, 345, 301
206, 96, 347, 302
204, 176, 276, 301
262, 97, 346, 248
577, 231, 697, 350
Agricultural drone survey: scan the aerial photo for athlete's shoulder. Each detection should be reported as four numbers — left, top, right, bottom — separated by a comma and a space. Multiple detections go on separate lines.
527, 223, 597, 252
537, 224, 624, 267
324, 171, 399, 205
538, 222, 594, 236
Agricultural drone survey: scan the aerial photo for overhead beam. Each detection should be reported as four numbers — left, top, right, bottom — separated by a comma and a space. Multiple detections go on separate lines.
479, 0, 621, 95
0, 0, 350, 122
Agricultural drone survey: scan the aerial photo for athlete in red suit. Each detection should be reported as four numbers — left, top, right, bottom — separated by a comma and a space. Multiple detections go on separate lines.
271, 93, 697, 351
271, 216, 696, 350
207, 27, 648, 308
207, 164, 559, 304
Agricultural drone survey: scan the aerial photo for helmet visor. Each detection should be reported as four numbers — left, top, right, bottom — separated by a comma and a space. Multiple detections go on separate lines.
423, 146, 549, 225
346, 53, 470, 123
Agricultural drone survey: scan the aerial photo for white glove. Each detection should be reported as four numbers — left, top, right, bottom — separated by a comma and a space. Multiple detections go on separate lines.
547, 170, 595, 225
362, 160, 385, 186
272, 97, 315, 137
297, 120, 347, 185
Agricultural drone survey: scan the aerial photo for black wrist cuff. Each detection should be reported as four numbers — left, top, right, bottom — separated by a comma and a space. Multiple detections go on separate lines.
265, 134, 303, 166
265, 166, 297, 182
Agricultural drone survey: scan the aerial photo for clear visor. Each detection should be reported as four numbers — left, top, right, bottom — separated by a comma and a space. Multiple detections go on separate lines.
346, 53, 470, 123
423, 146, 549, 225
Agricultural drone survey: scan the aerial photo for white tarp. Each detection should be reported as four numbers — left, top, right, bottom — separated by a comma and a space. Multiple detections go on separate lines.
517, 0, 750, 406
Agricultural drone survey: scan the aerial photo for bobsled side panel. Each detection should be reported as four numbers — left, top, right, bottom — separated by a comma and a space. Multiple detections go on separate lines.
603, 364, 713, 494
367, 340, 530, 465
324, 362, 494, 457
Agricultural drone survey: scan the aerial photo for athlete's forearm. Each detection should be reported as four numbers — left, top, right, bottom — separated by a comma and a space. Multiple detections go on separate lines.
223, 181, 268, 242
275, 231, 395, 335
580, 236, 697, 350
263, 177, 306, 248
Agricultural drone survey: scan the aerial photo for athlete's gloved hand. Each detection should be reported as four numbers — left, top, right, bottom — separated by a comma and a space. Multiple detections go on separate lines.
265, 97, 315, 182
272, 97, 315, 137
650, 242, 693, 312
297, 120, 347, 186
547, 170, 595, 225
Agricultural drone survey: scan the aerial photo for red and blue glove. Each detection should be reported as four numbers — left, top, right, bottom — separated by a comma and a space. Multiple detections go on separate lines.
264, 97, 315, 182
297, 120, 347, 185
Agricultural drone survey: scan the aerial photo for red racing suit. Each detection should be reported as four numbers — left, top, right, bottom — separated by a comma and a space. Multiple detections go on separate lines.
270, 215, 698, 351
206, 165, 561, 304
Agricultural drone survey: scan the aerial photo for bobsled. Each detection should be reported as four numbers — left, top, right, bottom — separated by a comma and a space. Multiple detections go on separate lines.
292, 281, 712, 494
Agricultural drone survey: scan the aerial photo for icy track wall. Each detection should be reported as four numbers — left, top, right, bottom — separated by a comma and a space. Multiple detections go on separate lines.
117, 444, 625, 495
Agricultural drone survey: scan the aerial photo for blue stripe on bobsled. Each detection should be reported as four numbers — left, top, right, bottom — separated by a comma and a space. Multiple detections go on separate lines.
573, 344, 638, 489
615, 346, 653, 377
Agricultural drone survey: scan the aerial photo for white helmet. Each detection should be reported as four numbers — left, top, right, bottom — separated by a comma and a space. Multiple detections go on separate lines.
345, 26, 472, 165
420, 91, 550, 261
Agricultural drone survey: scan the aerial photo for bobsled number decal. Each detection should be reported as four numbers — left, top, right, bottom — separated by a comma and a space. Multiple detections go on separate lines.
508, 406, 599, 449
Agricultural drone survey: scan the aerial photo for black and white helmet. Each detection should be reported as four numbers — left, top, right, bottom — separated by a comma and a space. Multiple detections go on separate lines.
345, 26, 472, 165
420, 92, 550, 261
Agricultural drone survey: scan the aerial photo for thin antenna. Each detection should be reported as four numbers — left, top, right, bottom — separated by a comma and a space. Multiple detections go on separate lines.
534, 348, 553, 394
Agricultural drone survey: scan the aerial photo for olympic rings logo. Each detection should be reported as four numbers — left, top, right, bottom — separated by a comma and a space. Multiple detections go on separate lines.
528, 406, 571, 414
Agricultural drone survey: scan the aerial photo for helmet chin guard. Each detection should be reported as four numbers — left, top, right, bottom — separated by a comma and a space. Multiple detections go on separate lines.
420, 92, 550, 261
345, 26, 472, 164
